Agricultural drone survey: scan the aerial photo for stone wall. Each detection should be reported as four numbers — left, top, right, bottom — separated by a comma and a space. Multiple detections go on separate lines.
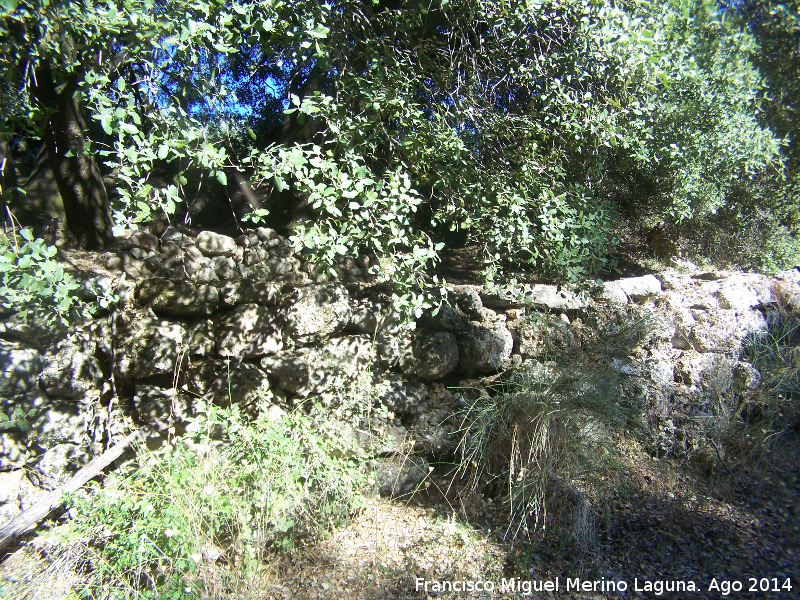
2, 226, 799, 523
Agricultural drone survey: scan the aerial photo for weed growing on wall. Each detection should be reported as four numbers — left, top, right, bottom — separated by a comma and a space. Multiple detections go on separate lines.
454, 359, 641, 544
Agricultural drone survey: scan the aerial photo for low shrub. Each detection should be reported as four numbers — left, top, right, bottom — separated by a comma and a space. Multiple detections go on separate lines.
54, 400, 366, 599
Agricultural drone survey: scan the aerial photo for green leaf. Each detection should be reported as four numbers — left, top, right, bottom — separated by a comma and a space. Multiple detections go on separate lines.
216, 171, 228, 186
119, 122, 139, 135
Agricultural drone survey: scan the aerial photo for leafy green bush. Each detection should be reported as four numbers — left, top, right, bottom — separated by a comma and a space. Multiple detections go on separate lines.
0, 227, 106, 325
62, 401, 366, 599
675, 177, 800, 273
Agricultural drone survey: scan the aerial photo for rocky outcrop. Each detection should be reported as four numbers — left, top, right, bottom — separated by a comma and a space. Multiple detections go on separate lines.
3, 224, 800, 523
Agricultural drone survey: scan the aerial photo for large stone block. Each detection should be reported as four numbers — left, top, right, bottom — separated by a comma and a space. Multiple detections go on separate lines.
400, 330, 459, 380
196, 231, 238, 257
116, 314, 189, 379
284, 283, 351, 343
0, 341, 43, 397
39, 333, 103, 399
524, 284, 586, 311
262, 335, 375, 397
617, 275, 662, 303
216, 303, 283, 358
458, 322, 514, 373
135, 279, 219, 317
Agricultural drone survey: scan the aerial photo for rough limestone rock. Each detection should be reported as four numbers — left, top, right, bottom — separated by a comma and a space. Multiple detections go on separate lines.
116, 316, 189, 379
218, 280, 281, 308
599, 281, 628, 305
657, 270, 691, 291
28, 401, 89, 448
284, 283, 351, 343
716, 276, 762, 313
687, 308, 765, 353
213, 255, 240, 280
266, 255, 301, 279
375, 321, 404, 369
0, 469, 41, 521
377, 374, 429, 416
418, 303, 468, 333
196, 230, 238, 257
39, 332, 104, 399
0, 341, 43, 397
459, 322, 514, 373
348, 300, 381, 334
0, 469, 33, 522
225, 363, 273, 412
128, 231, 159, 252
186, 320, 216, 356
375, 455, 430, 499
400, 330, 460, 380
410, 407, 458, 454
0, 309, 66, 347
0, 432, 29, 471
525, 284, 586, 311
262, 335, 375, 397
216, 303, 283, 358
35, 442, 93, 487
617, 275, 662, 302
355, 424, 414, 456
673, 352, 736, 390
134, 384, 193, 431
507, 316, 577, 359
136, 279, 219, 317
450, 286, 484, 320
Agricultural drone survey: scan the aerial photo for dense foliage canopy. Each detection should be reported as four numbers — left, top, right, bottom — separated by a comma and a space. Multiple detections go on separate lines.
1, 0, 798, 302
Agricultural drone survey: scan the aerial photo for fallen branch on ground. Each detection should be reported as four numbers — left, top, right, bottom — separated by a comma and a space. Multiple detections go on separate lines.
0, 429, 144, 553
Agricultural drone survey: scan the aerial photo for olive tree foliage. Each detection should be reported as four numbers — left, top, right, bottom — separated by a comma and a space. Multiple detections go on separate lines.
736, 0, 799, 172
0, 0, 792, 307
261, 0, 784, 282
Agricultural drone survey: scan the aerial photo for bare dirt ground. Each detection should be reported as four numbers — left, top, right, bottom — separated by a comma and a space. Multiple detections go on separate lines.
258, 433, 800, 600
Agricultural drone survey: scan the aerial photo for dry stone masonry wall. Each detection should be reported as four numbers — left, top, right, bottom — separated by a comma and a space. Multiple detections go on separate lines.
2, 225, 800, 522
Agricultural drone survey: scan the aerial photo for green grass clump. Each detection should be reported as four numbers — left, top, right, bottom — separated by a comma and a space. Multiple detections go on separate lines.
741, 303, 800, 435
453, 350, 642, 546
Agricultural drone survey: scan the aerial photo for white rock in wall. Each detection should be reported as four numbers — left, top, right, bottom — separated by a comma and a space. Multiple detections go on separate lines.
525, 284, 586, 311
617, 275, 662, 302
284, 283, 351, 342
599, 281, 628, 305
717, 277, 761, 313
196, 230, 238, 257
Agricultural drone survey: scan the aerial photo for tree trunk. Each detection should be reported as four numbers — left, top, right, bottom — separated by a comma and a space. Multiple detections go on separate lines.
31, 64, 113, 249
